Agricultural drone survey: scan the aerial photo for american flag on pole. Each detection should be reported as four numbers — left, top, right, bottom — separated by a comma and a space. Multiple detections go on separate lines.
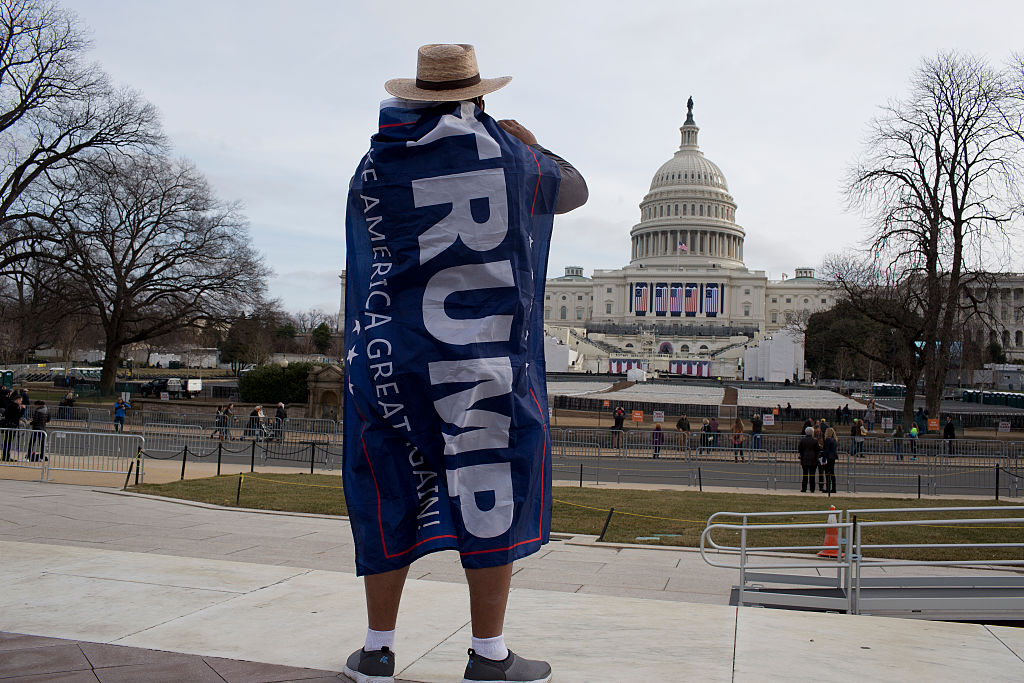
669, 283, 684, 316
654, 283, 668, 315
677, 239, 687, 252
633, 283, 649, 315
684, 283, 699, 317
704, 283, 719, 318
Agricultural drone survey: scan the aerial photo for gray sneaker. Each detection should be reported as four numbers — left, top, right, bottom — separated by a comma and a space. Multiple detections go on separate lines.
342, 646, 395, 683
462, 648, 552, 683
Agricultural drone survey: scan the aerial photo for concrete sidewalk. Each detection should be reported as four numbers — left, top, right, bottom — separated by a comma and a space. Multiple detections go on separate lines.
1, 479, 1023, 682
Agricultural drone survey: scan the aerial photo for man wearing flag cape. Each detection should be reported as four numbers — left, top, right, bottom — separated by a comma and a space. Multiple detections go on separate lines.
342, 44, 587, 683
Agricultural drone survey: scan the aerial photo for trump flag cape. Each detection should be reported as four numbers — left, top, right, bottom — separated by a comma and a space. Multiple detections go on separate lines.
343, 99, 561, 575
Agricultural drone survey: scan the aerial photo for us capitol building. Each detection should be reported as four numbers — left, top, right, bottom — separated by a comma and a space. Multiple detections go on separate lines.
542, 99, 829, 380
337, 99, 1024, 380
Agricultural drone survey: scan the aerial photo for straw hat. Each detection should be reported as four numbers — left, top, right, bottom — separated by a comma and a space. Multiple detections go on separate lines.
385, 44, 511, 102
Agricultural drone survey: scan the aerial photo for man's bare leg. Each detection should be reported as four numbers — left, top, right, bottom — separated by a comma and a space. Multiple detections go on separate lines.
364, 565, 410, 631
465, 563, 513, 637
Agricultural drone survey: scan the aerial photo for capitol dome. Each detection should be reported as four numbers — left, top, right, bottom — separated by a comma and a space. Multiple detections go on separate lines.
630, 99, 744, 268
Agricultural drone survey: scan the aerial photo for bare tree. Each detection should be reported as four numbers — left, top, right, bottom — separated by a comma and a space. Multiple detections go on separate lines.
821, 255, 929, 424
0, 243, 85, 361
219, 303, 289, 375
54, 152, 270, 394
293, 308, 334, 332
0, 0, 163, 272
844, 51, 1024, 417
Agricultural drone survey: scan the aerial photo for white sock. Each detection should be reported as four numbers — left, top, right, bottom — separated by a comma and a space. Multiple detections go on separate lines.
364, 628, 395, 652
472, 634, 508, 661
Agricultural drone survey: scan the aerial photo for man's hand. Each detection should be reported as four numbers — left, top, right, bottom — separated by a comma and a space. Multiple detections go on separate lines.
498, 119, 538, 146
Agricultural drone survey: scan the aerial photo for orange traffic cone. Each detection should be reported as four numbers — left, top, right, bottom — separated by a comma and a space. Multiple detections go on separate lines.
817, 505, 839, 558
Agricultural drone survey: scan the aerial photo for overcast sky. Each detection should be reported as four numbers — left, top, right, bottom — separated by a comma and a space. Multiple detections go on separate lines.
72, 0, 1024, 317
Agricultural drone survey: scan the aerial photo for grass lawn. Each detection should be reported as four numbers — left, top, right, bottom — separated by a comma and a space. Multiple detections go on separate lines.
130, 474, 1024, 562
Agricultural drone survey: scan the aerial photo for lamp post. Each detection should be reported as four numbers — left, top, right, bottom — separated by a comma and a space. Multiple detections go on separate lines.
278, 358, 289, 402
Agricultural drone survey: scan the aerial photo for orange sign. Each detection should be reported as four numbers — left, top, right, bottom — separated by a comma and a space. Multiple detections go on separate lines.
772, 407, 779, 415
927, 418, 939, 432
631, 410, 644, 422
603, 400, 610, 408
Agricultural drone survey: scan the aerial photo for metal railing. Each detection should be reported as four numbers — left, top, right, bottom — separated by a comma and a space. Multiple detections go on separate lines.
0, 427, 49, 480
45, 431, 144, 479
549, 428, 1022, 495
25, 406, 345, 445
700, 505, 1024, 616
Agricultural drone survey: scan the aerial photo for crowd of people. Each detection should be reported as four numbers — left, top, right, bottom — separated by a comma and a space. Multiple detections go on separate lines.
209, 402, 290, 442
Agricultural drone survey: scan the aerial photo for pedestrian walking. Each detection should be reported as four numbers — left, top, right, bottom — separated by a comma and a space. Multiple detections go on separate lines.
246, 406, 263, 441
211, 406, 230, 440
799, 426, 822, 493
865, 400, 876, 432
908, 423, 919, 459
893, 423, 905, 460
224, 403, 236, 439
709, 416, 720, 449
340, 43, 586, 683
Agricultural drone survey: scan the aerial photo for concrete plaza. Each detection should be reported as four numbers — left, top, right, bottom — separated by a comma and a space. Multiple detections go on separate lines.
1, 478, 1022, 682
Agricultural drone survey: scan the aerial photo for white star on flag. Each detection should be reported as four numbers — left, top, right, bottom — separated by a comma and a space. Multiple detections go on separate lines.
346, 347, 358, 364
348, 380, 354, 395
352, 319, 361, 335
528, 234, 534, 248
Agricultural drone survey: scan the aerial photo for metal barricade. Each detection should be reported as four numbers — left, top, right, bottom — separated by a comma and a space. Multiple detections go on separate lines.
0, 427, 49, 480
283, 417, 338, 443
45, 430, 144, 479
87, 408, 113, 431
552, 427, 621, 458
47, 406, 92, 429
931, 439, 1014, 495
141, 423, 211, 460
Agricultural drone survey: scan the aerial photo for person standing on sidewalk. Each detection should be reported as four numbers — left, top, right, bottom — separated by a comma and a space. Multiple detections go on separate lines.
731, 417, 745, 462
1, 394, 24, 461
821, 427, 838, 494
750, 412, 763, 452
893, 423, 905, 461
943, 416, 956, 455
27, 401, 49, 461
341, 44, 586, 683
113, 398, 130, 433
652, 423, 664, 458
274, 402, 287, 442
798, 426, 821, 493
611, 405, 626, 448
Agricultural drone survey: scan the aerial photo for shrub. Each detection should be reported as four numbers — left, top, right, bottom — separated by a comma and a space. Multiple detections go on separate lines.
238, 362, 314, 404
